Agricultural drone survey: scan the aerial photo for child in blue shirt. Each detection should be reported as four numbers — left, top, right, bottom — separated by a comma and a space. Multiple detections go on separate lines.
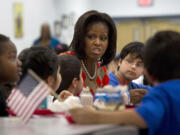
109, 41, 151, 104
70, 30, 180, 135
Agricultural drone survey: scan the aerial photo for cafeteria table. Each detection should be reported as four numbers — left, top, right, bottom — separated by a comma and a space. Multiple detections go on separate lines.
0, 116, 140, 135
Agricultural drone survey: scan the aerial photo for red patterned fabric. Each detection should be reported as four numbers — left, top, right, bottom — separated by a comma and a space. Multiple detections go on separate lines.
97, 62, 101, 68
59, 51, 75, 56
119, 77, 128, 85
96, 76, 102, 87
103, 66, 107, 72
82, 71, 86, 81
102, 74, 110, 86
90, 88, 95, 99
60, 51, 110, 96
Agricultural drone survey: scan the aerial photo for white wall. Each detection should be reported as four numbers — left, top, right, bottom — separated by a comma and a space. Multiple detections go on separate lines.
1, 0, 180, 53
87, 0, 180, 17
55, 0, 180, 44
54, 0, 90, 20
55, 0, 180, 19
53, 0, 91, 44
0, 0, 57, 54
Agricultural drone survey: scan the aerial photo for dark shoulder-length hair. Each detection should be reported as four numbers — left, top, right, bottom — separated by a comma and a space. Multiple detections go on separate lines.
70, 10, 117, 66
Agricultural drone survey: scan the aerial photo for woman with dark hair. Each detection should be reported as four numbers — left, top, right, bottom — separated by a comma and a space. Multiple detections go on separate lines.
61, 10, 117, 96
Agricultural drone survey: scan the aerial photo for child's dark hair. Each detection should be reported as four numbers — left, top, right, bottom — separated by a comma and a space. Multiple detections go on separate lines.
18, 48, 30, 65
70, 10, 117, 66
55, 44, 69, 54
19, 46, 59, 81
119, 41, 145, 61
56, 55, 81, 94
0, 34, 10, 54
114, 53, 121, 63
144, 30, 180, 82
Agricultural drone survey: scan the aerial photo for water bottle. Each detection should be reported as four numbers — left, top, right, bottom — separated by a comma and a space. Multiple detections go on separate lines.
94, 85, 128, 110
94, 85, 123, 110
80, 87, 93, 106
118, 85, 129, 105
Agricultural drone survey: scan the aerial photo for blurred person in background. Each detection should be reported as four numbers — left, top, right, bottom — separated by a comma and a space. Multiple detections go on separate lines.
33, 23, 61, 49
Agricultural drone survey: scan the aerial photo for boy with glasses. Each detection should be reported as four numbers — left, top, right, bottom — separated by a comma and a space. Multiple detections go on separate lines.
109, 42, 151, 104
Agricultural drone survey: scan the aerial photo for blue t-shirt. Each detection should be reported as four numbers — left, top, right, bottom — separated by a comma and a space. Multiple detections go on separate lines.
109, 72, 151, 91
33, 37, 60, 49
136, 80, 180, 135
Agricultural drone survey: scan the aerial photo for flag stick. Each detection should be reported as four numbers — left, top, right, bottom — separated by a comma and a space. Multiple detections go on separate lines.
28, 69, 60, 101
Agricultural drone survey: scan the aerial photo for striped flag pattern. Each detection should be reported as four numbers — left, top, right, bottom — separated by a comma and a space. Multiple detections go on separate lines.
6, 71, 51, 124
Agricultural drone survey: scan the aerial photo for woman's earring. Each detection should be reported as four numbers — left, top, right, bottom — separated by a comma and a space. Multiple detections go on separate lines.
98, 58, 103, 64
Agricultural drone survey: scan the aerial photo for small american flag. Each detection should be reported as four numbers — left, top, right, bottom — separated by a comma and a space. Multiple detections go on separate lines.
6, 70, 51, 124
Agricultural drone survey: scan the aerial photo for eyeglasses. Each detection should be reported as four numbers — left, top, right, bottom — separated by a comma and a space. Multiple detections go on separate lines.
124, 58, 144, 68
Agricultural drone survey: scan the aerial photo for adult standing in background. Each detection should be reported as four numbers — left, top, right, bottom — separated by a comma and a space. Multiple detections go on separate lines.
61, 10, 117, 96
33, 23, 61, 49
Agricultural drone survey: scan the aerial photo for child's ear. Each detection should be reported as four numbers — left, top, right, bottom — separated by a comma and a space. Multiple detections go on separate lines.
46, 76, 55, 88
117, 59, 122, 71
72, 78, 78, 88
118, 58, 123, 66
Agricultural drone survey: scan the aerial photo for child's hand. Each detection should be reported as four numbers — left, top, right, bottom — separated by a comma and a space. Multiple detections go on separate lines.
59, 90, 73, 101
69, 106, 99, 124
130, 89, 148, 105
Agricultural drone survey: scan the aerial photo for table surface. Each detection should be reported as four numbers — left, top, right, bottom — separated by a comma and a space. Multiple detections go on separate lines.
0, 116, 139, 135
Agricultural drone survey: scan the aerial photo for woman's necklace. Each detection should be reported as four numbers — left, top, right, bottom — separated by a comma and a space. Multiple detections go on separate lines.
81, 60, 97, 80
